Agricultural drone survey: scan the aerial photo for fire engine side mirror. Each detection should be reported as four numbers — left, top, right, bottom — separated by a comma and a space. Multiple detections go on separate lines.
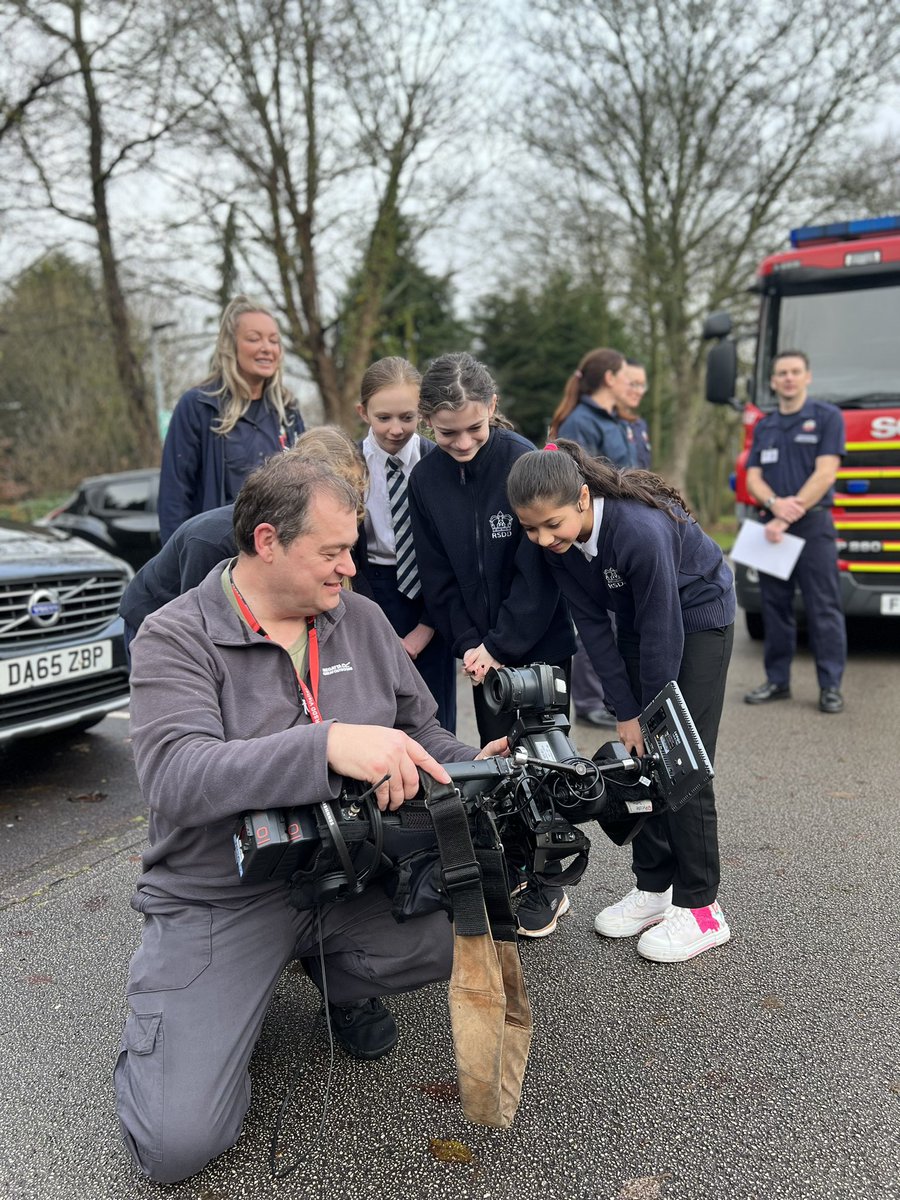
705, 340, 739, 408
702, 311, 733, 340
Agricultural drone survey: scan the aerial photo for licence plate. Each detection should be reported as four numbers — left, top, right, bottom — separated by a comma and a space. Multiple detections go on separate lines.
0, 640, 113, 695
880, 595, 900, 616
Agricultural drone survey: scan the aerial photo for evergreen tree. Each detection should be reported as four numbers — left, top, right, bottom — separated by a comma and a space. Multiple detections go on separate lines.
476, 270, 631, 444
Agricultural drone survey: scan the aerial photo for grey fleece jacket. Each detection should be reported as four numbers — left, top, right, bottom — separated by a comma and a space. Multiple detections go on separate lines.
129, 565, 477, 901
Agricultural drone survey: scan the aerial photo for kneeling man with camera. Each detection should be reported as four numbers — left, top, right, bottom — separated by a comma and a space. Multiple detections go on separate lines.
115, 455, 505, 1185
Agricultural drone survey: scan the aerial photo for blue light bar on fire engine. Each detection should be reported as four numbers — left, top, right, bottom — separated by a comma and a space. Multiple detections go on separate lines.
790, 215, 900, 247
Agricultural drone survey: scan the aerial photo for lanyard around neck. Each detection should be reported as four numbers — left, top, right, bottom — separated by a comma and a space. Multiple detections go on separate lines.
228, 569, 321, 721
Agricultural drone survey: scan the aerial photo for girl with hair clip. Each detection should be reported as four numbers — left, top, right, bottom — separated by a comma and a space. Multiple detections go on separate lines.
548, 347, 635, 467
158, 295, 305, 542
505, 439, 735, 963
408, 352, 576, 938
354, 356, 456, 732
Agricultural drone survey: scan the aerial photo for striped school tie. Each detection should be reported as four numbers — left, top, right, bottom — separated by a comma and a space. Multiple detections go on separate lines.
386, 455, 421, 599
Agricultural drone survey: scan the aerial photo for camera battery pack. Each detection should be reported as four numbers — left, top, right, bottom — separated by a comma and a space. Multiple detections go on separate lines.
234, 807, 319, 883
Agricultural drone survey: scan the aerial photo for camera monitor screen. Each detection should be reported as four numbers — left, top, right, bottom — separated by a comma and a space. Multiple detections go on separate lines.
640, 682, 713, 812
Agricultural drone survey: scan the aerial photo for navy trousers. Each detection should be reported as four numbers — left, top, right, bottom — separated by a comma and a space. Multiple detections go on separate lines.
758, 509, 846, 690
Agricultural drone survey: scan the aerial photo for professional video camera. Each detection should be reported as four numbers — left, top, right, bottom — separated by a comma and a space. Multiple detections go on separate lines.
233, 665, 713, 912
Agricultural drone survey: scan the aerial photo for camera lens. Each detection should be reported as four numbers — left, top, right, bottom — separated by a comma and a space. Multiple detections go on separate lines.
484, 663, 568, 716
484, 667, 513, 715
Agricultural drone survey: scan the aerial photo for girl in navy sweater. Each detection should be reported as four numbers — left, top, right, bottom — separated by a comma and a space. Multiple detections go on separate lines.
409, 353, 575, 937
506, 439, 735, 963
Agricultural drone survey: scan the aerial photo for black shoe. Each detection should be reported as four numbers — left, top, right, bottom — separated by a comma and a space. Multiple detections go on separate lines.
326, 998, 398, 1060
819, 688, 844, 713
744, 682, 791, 705
507, 865, 529, 897
516, 884, 571, 938
577, 708, 618, 729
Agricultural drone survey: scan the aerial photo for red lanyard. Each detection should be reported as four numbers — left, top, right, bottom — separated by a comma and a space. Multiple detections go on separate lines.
229, 571, 322, 722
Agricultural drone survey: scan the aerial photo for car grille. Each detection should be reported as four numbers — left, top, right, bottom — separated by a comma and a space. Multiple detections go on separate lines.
0, 669, 130, 730
0, 572, 126, 647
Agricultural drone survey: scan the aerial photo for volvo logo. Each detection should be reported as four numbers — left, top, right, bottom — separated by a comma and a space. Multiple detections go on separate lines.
27, 588, 62, 628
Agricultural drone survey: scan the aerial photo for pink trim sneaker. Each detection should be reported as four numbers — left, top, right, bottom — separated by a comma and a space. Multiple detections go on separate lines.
636, 901, 731, 962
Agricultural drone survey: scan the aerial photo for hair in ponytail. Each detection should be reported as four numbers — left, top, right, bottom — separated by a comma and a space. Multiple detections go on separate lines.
547, 348, 626, 440
507, 439, 690, 520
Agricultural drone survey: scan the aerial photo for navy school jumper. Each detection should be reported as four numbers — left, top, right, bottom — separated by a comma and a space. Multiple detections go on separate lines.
540, 497, 736, 907
408, 428, 575, 667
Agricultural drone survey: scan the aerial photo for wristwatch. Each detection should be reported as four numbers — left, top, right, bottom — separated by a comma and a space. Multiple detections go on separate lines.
763, 496, 778, 511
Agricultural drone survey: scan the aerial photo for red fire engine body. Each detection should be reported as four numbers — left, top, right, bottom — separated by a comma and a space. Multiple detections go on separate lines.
707, 216, 900, 638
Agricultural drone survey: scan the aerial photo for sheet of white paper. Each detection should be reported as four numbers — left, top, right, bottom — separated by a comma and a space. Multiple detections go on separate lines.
730, 519, 805, 581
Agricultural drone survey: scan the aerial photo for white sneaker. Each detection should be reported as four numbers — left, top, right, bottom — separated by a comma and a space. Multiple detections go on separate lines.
637, 902, 731, 963
593, 886, 673, 938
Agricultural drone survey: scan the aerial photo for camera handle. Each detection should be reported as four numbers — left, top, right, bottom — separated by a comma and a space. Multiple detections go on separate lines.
510, 746, 641, 778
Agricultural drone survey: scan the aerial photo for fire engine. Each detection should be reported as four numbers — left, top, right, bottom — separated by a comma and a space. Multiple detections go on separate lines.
703, 215, 900, 638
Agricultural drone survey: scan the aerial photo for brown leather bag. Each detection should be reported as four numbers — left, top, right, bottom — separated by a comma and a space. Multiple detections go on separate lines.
449, 926, 532, 1128
423, 779, 533, 1128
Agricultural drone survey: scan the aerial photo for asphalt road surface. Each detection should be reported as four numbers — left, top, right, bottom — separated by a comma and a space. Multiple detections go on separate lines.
1, 618, 899, 1200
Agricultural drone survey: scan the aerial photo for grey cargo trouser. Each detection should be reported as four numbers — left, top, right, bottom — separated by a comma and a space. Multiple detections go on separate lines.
114, 884, 452, 1184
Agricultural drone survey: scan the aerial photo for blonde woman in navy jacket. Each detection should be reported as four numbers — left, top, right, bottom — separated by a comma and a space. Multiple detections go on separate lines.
159, 296, 304, 542
506, 439, 735, 964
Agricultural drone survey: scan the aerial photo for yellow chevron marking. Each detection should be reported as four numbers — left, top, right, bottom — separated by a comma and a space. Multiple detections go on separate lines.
834, 496, 900, 507
835, 521, 900, 529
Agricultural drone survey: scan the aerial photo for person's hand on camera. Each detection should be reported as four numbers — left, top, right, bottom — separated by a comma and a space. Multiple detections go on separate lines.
617, 717, 644, 757
474, 736, 509, 761
326, 724, 451, 811
463, 643, 502, 686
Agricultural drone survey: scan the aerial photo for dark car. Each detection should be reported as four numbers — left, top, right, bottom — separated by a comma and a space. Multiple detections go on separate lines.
0, 520, 132, 744
42, 468, 161, 571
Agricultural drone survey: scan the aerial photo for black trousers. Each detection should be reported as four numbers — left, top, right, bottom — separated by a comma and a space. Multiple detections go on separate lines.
618, 624, 733, 909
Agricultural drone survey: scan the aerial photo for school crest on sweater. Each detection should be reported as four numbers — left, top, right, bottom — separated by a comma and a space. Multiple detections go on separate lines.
604, 567, 625, 589
489, 511, 514, 539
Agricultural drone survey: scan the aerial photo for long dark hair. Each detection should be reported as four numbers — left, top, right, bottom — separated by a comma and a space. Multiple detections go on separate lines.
506, 439, 690, 520
547, 347, 626, 441
418, 352, 513, 429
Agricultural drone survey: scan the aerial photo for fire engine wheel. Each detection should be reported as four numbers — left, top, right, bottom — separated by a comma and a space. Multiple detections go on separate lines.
745, 611, 765, 641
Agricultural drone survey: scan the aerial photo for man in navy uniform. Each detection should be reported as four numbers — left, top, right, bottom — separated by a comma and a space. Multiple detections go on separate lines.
743, 350, 846, 713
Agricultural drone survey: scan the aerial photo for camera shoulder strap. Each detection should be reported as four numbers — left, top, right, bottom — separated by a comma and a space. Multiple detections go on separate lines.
422, 777, 516, 941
